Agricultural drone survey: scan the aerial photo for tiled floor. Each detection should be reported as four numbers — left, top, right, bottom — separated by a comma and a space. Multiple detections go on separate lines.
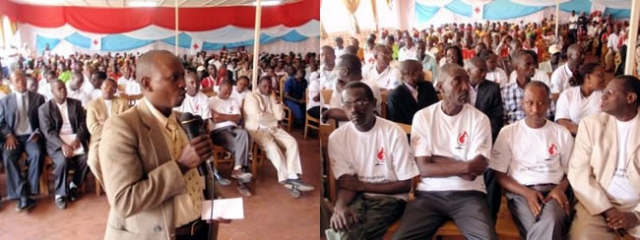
0, 128, 321, 240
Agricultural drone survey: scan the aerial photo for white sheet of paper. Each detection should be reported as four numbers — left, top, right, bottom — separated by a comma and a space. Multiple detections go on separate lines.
201, 198, 244, 220
59, 134, 85, 156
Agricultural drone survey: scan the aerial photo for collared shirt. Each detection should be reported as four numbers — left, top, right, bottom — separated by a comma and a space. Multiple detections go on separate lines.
143, 98, 203, 227
362, 62, 401, 90
319, 64, 337, 91
56, 100, 73, 135
469, 83, 479, 106
404, 82, 418, 102
502, 81, 556, 124
104, 99, 113, 117
14, 91, 33, 135
398, 46, 418, 61
67, 86, 90, 107
550, 63, 573, 94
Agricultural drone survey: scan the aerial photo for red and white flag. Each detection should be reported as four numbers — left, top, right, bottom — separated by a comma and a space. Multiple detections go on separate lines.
191, 38, 203, 55
471, 3, 484, 20
90, 37, 101, 51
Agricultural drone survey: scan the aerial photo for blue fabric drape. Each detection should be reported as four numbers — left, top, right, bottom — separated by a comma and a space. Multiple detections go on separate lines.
102, 34, 154, 51
36, 35, 61, 55
415, 3, 441, 23
483, 0, 545, 20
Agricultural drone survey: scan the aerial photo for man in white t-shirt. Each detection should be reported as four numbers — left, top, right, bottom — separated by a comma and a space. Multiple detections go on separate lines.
362, 45, 401, 90
605, 25, 621, 72
392, 64, 496, 239
320, 46, 338, 91
568, 75, 640, 239
209, 79, 252, 196
569, 11, 579, 40
550, 44, 584, 94
492, 81, 574, 239
323, 54, 382, 127
326, 82, 419, 240
484, 51, 509, 88
38, 70, 58, 101
335, 37, 346, 60
231, 76, 250, 103
116, 66, 133, 90
398, 35, 418, 62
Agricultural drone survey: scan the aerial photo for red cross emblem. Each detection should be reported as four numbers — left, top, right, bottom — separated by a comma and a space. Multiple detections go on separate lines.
93, 39, 99, 45
193, 44, 199, 50
474, 7, 481, 13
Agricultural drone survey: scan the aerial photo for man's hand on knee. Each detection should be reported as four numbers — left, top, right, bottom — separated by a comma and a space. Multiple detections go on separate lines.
330, 205, 359, 232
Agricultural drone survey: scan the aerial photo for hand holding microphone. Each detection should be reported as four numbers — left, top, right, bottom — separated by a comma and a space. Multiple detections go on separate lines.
177, 113, 214, 174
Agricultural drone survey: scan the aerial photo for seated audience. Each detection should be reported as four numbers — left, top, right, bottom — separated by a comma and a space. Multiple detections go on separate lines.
416, 40, 439, 82
39, 80, 90, 210
362, 45, 401, 90
492, 81, 574, 239
555, 62, 605, 135
568, 75, 640, 239
386, 59, 438, 125
67, 70, 91, 107
508, 50, 551, 87
392, 64, 496, 239
326, 82, 419, 240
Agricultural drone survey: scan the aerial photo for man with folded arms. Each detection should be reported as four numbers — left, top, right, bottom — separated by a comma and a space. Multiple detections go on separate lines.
492, 81, 574, 239
568, 75, 640, 239
392, 64, 496, 240
327, 82, 418, 240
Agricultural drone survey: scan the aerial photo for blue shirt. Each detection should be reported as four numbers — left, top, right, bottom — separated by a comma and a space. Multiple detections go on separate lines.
284, 77, 308, 100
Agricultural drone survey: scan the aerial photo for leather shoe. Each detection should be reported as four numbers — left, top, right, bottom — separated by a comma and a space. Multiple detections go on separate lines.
15, 197, 35, 212
69, 186, 79, 202
55, 197, 66, 210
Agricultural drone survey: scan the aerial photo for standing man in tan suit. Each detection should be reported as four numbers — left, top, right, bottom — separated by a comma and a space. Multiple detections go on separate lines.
86, 78, 129, 185
99, 50, 221, 240
568, 75, 640, 239
243, 76, 314, 192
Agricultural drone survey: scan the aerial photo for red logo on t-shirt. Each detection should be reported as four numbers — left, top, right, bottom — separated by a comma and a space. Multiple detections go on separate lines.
195, 104, 200, 112
548, 143, 558, 157
457, 131, 468, 145
376, 147, 385, 165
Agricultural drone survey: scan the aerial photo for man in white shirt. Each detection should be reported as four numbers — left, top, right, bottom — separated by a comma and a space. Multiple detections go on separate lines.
392, 64, 496, 239
231, 75, 250, 103
492, 81, 574, 239
568, 75, 640, 239
66, 71, 90, 107
323, 54, 382, 126
86, 71, 107, 101
362, 45, 401, 90
209, 79, 252, 197
326, 82, 419, 240
605, 25, 621, 72
38, 70, 58, 101
508, 51, 552, 88
398, 35, 418, 62
38, 80, 89, 210
483, 51, 509, 88
550, 44, 584, 94
569, 11, 579, 41
116, 66, 133, 89
243, 76, 314, 192
320, 46, 338, 91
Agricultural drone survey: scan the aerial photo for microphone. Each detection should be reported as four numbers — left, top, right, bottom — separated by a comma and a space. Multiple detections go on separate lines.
180, 112, 209, 176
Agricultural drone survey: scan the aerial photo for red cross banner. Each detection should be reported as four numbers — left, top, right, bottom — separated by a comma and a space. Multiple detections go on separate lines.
471, 2, 484, 20
191, 38, 203, 55
90, 37, 101, 51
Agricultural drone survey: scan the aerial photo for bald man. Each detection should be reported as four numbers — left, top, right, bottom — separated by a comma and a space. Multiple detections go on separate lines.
0, 69, 46, 211
551, 44, 584, 94
98, 50, 221, 239
323, 54, 382, 126
362, 45, 401, 90
386, 59, 438, 125
393, 64, 496, 239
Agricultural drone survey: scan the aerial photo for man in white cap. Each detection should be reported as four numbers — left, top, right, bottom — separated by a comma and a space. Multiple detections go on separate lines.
539, 44, 562, 74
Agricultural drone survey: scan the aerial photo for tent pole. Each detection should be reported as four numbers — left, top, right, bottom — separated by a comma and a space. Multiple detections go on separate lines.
251, 0, 262, 91
625, 0, 639, 75
175, 0, 179, 55
555, 0, 559, 41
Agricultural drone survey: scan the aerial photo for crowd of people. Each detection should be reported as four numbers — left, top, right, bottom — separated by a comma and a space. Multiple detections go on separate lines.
0, 47, 320, 212
321, 13, 640, 240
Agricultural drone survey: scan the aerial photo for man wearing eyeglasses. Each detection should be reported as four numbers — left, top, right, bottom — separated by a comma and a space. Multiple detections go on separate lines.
326, 81, 418, 240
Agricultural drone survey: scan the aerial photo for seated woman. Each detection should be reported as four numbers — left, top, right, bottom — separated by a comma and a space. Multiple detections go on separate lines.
555, 62, 605, 135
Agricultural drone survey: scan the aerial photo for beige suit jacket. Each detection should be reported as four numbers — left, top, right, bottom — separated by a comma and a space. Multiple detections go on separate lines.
87, 97, 130, 184
242, 91, 284, 132
568, 112, 640, 235
99, 100, 193, 240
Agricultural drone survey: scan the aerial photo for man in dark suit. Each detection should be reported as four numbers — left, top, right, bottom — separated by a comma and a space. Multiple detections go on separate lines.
386, 59, 438, 124
38, 80, 89, 210
0, 69, 46, 211
466, 56, 504, 223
